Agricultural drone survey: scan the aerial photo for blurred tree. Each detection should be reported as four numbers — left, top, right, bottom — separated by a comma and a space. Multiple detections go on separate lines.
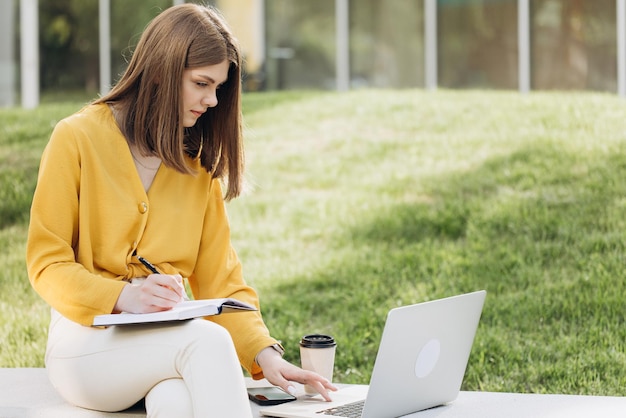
37, 0, 170, 95
39, 0, 95, 92
109, 1, 171, 83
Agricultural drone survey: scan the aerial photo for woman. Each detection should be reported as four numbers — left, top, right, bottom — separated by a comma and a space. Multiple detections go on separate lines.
26, 4, 336, 417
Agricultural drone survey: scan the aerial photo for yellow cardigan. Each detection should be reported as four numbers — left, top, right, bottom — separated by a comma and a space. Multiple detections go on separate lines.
26, 103, 278, 379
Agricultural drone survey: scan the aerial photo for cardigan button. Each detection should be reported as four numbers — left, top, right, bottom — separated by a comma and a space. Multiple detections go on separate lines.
139, 202, 148, 214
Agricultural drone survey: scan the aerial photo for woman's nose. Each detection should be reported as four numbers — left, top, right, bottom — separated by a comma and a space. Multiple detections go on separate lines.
203, 91, 218, 108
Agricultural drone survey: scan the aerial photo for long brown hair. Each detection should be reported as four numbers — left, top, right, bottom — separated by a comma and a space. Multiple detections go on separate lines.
95, 4, 244, 200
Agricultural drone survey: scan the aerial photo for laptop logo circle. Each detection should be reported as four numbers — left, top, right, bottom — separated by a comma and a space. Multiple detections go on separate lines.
414, 338, 441, 378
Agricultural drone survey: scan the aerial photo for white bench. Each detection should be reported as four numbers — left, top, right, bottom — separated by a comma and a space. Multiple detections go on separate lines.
0, 368, 146, 417
0, 368, 273, 417
3, 368, 626, 417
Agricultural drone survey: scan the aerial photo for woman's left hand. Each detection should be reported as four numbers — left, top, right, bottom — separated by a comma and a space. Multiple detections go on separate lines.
256, 347, 338, 401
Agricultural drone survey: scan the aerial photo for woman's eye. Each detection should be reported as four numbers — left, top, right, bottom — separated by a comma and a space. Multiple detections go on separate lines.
196, 82, 208, 87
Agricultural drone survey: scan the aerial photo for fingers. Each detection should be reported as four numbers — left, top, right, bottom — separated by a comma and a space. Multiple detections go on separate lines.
115, 274, 185, 314
272, 378, 298, 398
263, 359, 338, 402
301, 373, 338, 402
167, 274, 186, 300
280, 374, 336, 401
141, 274, 185, 306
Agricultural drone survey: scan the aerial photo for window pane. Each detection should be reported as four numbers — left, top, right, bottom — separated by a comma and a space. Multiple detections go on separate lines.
349, 0, 424, 88
39, 0, 99, 92
531, 0, 617, 92
110, 0, 173, 82
265, 0, 336, 90
438, 0, 518, 89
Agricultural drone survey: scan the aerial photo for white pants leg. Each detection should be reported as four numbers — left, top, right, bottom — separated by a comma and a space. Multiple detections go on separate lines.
145, 378, 193, 418
45, 309, 253, 418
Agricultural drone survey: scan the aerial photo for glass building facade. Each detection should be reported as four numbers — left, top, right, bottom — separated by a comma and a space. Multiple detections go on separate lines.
264, 0, 337, 90
437, 0, 519, 89
263, 0, 620, 93
349, 0, 424, 89
1, 0, 625, 108
531, 0, 617, 92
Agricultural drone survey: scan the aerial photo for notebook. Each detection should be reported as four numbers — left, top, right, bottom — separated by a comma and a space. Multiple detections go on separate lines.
92, 298, 256, 326
261, 290, 486, 418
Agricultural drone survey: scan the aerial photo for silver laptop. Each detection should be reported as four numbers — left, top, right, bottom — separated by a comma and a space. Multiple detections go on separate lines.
261, 290, 486, 418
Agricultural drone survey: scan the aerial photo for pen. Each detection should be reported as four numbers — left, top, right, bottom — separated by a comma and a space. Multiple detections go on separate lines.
136, 254, 161, 274
133, 251, 189, 300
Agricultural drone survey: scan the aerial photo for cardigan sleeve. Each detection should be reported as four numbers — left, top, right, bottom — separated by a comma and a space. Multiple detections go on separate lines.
188, 180, 280, 379
26, 119, 127, 326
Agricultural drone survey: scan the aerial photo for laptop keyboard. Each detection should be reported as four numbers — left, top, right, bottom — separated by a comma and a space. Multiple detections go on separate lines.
318, 400, 364, 417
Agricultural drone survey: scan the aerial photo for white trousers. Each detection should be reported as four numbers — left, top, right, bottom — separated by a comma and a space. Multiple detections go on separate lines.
45, 309, 253, 418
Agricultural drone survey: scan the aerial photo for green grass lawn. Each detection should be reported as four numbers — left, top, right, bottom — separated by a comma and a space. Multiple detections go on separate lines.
1, 89, 625, 396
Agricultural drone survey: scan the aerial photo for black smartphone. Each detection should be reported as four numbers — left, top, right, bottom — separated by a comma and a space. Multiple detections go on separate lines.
247, 386, 297, 406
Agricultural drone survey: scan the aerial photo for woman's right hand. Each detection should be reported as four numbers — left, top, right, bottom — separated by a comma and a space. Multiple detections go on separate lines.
113, 274, 185, 313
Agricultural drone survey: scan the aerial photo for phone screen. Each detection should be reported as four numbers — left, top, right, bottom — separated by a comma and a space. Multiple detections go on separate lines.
247, 386, 297, 406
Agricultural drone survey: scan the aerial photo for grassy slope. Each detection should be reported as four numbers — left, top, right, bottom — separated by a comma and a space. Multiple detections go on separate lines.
1, 90, 624, 395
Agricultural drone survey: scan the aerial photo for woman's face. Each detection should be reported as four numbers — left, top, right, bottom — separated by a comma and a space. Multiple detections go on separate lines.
181, 60, 230, 127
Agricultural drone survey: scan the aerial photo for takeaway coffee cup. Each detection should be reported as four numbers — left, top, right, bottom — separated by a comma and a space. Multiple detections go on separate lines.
299, 334, 337, 395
